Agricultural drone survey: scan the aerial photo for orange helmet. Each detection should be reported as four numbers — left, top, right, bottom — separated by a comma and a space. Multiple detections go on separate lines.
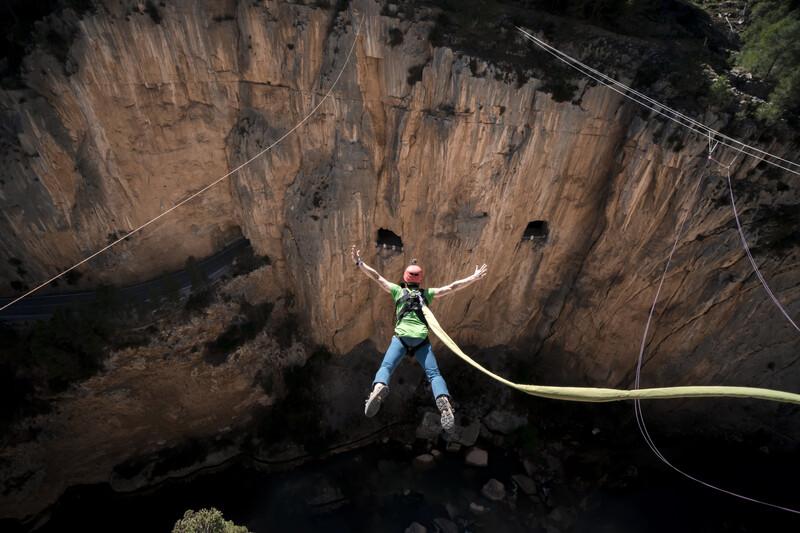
403, 261, 423, 284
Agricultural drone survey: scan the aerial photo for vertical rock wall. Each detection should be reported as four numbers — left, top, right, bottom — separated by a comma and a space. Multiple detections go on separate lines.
0, 0, 797, 422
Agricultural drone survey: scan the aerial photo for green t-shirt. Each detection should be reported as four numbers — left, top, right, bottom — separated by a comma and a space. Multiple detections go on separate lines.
389, 283, 436, 339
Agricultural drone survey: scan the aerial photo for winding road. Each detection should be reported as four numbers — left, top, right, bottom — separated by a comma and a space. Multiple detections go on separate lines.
0, 239, 251, 322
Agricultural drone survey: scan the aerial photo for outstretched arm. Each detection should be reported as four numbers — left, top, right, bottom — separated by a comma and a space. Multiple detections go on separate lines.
351, 245, 394, 294
433, 264, 488, 298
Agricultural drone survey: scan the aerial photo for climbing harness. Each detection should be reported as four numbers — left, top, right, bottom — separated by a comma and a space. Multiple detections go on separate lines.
396, 286, 431, 358
398, 337, 431, 359
395, 286, 430, 327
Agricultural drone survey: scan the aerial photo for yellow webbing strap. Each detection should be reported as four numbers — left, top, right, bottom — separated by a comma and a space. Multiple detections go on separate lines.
422, 307, 800, 405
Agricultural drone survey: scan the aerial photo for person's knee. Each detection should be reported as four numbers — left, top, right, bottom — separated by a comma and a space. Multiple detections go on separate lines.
425, 367, 442, 381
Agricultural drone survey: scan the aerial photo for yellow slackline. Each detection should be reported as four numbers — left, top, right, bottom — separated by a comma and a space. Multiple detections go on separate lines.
422, 307, 800, 405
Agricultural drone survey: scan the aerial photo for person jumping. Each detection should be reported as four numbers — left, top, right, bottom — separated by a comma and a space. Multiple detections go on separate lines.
351, 244, 488, 432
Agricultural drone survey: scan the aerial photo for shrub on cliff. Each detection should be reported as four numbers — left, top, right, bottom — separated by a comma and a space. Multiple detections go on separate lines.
172, 508, 250, 533
738, 0, 800, 123
708, 74, 736, 111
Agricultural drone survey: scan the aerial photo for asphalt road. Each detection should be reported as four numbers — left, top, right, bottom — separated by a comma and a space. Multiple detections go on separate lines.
0, 239, 250, 322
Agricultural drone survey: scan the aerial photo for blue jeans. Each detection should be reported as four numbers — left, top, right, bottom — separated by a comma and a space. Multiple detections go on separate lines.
373, 336, 450, 399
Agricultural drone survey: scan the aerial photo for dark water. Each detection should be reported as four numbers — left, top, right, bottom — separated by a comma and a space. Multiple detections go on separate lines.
4, 431, 799, 533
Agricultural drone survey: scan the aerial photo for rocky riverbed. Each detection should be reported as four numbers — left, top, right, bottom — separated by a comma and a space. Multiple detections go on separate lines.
5, 389, 798, 533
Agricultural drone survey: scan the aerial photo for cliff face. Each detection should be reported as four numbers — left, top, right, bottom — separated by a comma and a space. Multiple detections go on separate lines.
1, 0, 799, 521
3, 0, 797, 382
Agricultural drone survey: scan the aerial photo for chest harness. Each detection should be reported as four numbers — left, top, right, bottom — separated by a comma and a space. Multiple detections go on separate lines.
395, 286, 431, 357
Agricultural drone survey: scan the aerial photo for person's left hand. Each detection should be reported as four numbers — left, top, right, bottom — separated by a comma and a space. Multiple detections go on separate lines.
473, 264, 488, 280
351, 244, 363, 265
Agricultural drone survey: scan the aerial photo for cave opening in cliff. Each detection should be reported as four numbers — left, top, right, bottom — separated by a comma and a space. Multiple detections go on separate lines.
376, 228, 403, 251
522, 220, 549, 243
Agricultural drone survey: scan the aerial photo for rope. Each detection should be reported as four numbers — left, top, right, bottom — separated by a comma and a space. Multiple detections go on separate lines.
423, 306, 800, 405
424, 305, 800, 515
515, 27, 800, 177
631, 165, 800, 514
719, 160, 800, 332
515, 25, 800, 513
0, 13, 363, 314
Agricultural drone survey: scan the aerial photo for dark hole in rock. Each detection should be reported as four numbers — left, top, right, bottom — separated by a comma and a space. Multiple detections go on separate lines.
522, 220, 549, 242
376, 228, 403, 251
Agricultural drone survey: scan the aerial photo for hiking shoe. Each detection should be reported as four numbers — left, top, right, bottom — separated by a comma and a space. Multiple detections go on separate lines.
364, 383, 390, 417
436, 395, 455, 432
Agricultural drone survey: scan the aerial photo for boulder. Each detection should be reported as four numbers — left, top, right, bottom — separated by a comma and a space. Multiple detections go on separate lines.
484, 410, 527, 435
464, 447, 488, 467
511, 474, 537, 496
443, 418, 481, 447
481, 478, 506, 501
523, 458, 537, 477
405, 522, 427, 533
416, 412, 442, 441
469, 502, 489, 515
413, 453, 436, 471
433, 517, 458, 533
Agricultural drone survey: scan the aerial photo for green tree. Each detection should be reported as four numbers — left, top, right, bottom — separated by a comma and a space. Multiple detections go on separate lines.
708, 74, 736, 110
172, 508, 251, 533
738, 0, 800, 120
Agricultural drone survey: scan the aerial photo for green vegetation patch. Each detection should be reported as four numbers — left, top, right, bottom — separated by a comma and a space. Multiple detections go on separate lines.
172, 507, 251, 533
411, 0, 731, 108
737, 0, 800, 124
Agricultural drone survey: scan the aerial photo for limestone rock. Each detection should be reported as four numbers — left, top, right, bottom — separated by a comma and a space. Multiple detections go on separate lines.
465, 447, 488, 467
445, 502, 459, 519
446, 441, 462, 453
469, 502, 489, 515
413, 453, 435, 471
433, 517, 459, 533
416, 412, 442, 441
523, 458, 537, 477
443, 418, 481, 446
484, 410, 527, 435
511, 474, 537, 497
481, 478, 506, 501
405, 522, 427, 533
